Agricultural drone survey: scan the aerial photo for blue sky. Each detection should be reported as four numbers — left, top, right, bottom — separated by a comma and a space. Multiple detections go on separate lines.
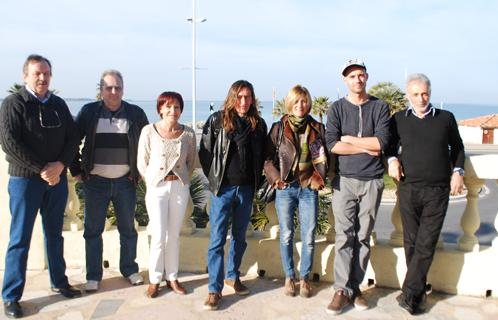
1, 0, 497, 104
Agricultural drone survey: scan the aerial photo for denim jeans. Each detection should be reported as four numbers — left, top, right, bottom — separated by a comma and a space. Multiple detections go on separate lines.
207, 185, 253, 293
2, 176, 69, 302
83, 175, 138, 281
275, 181, 318, 279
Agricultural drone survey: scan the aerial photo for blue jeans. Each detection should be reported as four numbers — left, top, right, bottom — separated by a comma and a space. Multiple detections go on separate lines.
275, 181, 318, 279
83, 175, 138, 281
2, 176, 69, 302
207, 185, 253, 293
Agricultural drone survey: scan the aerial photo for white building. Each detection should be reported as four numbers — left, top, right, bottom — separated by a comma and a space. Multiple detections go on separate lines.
458, 114, 498, 145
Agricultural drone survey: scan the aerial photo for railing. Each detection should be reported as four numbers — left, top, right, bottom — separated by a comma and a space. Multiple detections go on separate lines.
1, 146, 497, 297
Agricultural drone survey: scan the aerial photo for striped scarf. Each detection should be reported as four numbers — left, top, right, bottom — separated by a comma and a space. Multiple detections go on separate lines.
287, 115, 312, 174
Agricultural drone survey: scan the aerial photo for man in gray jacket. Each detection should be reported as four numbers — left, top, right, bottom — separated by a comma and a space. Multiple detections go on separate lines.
325, 59, 390, 315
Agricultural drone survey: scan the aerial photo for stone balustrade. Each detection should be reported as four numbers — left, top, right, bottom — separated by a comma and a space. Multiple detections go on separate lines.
1, 147, 498, 297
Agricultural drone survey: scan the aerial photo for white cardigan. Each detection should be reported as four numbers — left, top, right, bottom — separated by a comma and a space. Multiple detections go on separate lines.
137, 123, 196, 187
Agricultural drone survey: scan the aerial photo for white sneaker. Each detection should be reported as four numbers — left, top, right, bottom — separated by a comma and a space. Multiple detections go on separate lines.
127, 273, 144, 286
85, 280, 99, 292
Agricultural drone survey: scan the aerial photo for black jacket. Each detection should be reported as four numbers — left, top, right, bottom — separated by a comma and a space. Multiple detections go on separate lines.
0, 87, 79, 178
198, 111, 267, 195
70, 100, 149, 183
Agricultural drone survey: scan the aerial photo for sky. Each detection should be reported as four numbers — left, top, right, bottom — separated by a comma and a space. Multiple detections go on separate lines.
1, 0, 498, 104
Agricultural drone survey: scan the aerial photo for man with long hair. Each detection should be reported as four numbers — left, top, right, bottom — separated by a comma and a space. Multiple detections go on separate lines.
199, 80, 267, 310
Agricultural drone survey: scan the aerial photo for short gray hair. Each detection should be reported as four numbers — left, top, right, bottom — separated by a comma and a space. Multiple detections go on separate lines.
406, 73, 431, 93
99, 69, 124, 89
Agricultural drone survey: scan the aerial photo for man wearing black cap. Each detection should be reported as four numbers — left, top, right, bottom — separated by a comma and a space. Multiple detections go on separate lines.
325, 59, 391, 315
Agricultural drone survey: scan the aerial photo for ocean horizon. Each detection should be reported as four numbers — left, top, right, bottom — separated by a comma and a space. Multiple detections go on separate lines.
1, 97, 497, 126
64, 99, 498, 126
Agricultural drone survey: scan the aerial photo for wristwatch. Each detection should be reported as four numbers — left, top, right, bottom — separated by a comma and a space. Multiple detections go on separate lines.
455, 168, 465, 176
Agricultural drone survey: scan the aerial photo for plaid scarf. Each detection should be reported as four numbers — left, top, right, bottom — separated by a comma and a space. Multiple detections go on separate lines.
287, 115, 312, 174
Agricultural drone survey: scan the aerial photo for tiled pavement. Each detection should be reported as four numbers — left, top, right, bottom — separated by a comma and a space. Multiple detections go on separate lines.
1, 268, 497, 319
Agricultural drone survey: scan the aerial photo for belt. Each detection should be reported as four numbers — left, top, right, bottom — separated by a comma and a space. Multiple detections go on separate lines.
164, 175, 179, 181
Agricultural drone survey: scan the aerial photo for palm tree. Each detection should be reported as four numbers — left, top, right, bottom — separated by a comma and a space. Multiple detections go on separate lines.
7, 83, 60, 95
311, 96, 330, 123
96, 83, 102, 100
368, 82, 408, 115
272, 98, 285, 118
7, 83, 23, 94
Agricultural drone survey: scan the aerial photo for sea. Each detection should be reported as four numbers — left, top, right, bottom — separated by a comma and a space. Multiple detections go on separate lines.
1, 97, 497, 125
62, 99, 498, 126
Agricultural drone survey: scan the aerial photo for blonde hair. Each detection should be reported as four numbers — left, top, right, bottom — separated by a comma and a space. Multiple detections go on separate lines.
284, 85, 312, 115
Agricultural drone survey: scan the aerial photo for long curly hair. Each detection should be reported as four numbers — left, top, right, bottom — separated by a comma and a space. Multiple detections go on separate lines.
222, 80, 260, 132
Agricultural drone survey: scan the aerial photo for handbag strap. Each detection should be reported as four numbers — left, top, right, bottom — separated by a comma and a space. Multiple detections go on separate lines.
274, 120, 284, 162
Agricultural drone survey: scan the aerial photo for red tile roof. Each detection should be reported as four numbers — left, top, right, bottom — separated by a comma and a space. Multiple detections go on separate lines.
458, 114, 498, 129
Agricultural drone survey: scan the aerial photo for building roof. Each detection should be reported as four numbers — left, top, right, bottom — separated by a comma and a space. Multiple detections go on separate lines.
458, 114, 498, 129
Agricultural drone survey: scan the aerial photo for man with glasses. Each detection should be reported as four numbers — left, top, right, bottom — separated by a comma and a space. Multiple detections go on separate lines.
325, 59, 390, 315
0, 54, 81, 318
70, 70, 149, 292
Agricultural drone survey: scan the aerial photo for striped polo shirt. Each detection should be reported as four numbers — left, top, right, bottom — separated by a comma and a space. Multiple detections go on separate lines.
90, 105, 130, 178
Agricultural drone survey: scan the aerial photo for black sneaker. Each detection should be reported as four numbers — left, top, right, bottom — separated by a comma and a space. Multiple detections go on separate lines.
51, 285, 82, 299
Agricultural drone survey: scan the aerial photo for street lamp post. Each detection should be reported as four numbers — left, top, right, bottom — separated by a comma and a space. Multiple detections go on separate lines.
187, 0, 206, 129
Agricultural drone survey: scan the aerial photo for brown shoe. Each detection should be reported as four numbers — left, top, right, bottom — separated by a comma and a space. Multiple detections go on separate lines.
326, 290, 351, 315
300, 279, 313, 298
166, 280, 186, 295
284, 278, 296, 297
353, 292, 368, 310
224, 279, 250, 296
146, 284, 159, 298
203, 292, 222, 310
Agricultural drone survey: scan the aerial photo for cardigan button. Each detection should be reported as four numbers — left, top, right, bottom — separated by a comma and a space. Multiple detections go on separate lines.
159, 167, 164, 170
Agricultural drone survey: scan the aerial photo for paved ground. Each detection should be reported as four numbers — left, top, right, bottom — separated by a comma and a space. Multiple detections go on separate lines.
1, 268, 497, 319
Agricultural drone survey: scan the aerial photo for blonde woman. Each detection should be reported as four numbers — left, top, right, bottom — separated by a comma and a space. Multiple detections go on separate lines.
137, 91, 196, 298
264, 85, 328, 298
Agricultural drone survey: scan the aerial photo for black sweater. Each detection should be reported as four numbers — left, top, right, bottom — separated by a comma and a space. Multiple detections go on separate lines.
0, 87, 79, 178
388, 107, 465, 186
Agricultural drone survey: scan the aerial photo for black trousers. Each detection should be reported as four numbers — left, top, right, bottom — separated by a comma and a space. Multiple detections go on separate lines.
399, 183, 450, 297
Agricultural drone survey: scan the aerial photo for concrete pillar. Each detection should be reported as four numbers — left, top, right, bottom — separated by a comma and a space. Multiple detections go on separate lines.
458, 176, 485, 252
64, 174, 83, 231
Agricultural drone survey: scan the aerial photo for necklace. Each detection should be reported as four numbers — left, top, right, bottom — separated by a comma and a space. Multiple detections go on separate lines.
155, 122, 183, 139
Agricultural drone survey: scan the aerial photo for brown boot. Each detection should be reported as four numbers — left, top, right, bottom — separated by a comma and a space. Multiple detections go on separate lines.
326, 290, 351, 315
146, 284, 159, 298
284, 278, 296, 297
203, 292, 222, 310
167, 280, 186, 295
300, 279, 313, 298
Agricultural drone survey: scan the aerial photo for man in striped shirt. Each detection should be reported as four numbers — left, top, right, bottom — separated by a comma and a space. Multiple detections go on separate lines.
71, 70, 149, 292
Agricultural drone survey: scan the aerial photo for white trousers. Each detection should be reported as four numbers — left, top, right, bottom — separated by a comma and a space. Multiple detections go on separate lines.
146, 180, 189, 284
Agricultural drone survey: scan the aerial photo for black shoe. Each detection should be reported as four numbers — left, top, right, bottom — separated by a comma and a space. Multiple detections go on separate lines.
396, 292, 416, 315
51, 285, 82, 298
4, 301, 23, 318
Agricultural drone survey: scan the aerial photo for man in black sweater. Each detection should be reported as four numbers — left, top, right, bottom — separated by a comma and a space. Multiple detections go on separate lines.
0, 54, 81, 318
388, 73, 465, 315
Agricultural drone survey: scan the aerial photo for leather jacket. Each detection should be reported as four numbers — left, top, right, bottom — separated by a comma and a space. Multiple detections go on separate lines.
264, 114, 328, 190
199, 111, 267, 195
